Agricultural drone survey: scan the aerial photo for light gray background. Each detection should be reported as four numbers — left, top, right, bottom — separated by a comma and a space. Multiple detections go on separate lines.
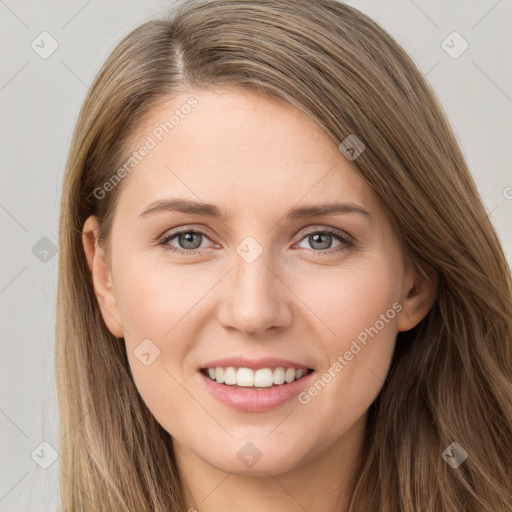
1, 1, 511, 510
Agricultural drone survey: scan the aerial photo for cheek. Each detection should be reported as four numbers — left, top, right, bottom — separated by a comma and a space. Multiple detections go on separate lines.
111, 258, 200, 435
112, 252, 201, 339
294, 259, 401, 415
293, 255, 401, 341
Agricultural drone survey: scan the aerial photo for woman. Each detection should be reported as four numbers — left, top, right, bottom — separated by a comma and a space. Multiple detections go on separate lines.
56, 0, 512, 510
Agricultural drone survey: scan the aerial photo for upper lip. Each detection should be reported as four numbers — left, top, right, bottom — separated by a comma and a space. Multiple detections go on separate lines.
200, 357, 314, 370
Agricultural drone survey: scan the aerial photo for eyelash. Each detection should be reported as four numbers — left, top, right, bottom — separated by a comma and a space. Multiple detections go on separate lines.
157, 226, 355, 257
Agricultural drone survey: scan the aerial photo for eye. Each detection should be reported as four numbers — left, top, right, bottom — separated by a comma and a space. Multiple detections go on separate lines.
295, 228, 354, 254
158, 229, 214, 255
158, 226, 355, 256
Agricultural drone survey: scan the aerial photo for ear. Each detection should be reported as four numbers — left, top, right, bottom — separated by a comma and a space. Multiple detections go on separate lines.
396, 262, 438, 332
82, 215, 124, 338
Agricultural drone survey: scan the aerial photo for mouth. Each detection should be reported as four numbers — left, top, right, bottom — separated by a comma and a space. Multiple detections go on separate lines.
199, 366, 315, 389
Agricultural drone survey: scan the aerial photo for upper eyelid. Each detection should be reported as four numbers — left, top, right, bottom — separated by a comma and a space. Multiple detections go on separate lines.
160, 225, 217, 243
298, 225, 353, 240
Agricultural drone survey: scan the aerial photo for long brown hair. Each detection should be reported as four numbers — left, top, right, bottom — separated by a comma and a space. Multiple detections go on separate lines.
56, 0, 512, 510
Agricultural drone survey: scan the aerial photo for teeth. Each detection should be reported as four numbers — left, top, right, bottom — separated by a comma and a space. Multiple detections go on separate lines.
273, 367, 285, 385
215, 367, 225, 384
205, 366, 310, 387
254, 368, 273, 387
237, 367, 254, 387
285, 368, 296, 383
224, 366, 237, 385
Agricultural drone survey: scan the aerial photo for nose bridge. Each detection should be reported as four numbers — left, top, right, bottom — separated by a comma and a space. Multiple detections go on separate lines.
234, 246, 276, 299
217, 237, 292, 334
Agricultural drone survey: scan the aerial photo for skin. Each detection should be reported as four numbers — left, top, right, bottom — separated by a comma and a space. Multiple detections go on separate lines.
82, 87, 436, 511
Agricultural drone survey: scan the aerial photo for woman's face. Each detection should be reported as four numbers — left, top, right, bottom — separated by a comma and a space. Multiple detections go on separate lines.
84, 87, 433, 478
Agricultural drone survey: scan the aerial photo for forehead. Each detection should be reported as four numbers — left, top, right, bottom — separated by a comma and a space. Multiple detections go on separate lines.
115, 87, 376, 218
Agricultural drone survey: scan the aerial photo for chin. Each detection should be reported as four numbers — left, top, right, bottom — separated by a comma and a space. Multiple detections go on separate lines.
198, 442, 309, 476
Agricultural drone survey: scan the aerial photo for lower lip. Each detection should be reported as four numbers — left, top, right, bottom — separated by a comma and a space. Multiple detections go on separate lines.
198, 370, 315, 413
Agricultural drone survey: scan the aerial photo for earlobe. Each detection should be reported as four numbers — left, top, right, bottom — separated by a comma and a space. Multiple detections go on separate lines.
82, 215, 124, 338
397, 265, 438, 332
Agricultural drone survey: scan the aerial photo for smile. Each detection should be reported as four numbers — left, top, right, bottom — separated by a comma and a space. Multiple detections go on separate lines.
201, 366, 313, 388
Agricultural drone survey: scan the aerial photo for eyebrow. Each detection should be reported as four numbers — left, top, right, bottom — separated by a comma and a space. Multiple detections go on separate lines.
138, 198, 373, 222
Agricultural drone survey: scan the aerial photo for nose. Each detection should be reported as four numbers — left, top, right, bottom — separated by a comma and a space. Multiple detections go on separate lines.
216, 250, 293, 336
